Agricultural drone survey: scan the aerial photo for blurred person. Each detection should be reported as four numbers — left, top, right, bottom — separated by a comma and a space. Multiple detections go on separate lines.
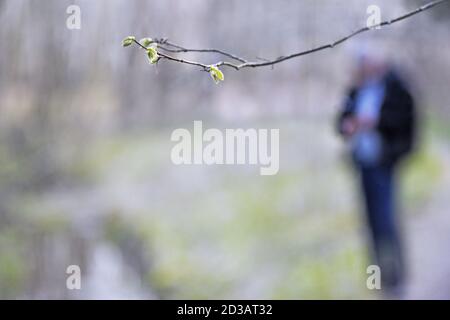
336, 48, 417, 294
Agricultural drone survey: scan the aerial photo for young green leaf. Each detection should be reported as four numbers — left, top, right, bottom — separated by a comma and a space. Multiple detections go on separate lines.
147, 47, 159, 64
140, 38, 153, 48
122, 36, 136, 47
209, 65, 224, 84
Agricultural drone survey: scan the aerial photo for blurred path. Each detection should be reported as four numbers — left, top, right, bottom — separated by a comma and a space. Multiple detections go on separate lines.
80, 242, 155, 299
21, 125, 450, 299
405, 142, 450, 299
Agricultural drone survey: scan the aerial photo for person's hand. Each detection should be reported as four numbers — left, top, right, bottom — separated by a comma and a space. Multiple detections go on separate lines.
342, 117, 357, 137
356, 117, 377, 131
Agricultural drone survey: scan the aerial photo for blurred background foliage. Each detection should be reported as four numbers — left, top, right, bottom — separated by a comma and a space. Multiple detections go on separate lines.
0, 0, 449, 299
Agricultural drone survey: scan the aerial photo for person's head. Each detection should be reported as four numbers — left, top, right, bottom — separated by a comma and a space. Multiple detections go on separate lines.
352, 44, 389, 84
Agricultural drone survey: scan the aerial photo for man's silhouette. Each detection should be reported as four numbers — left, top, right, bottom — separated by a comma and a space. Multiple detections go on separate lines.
337, 51, 416, 292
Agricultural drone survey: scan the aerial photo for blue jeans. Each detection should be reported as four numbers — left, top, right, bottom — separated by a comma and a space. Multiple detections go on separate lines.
360, 164, 404, 288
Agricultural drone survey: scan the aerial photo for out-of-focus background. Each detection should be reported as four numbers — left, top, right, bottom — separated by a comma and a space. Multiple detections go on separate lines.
0, 0, 449, 299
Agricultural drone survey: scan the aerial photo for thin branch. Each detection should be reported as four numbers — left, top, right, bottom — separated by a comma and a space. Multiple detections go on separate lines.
133, 39, 212, 70
131, 0, 449, 72
155, 38, 248, 63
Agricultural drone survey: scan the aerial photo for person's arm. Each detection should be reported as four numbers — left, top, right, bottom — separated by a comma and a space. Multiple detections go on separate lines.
378, 84, 414, 133
336, 90, 357, 138
378, 78, 416, 159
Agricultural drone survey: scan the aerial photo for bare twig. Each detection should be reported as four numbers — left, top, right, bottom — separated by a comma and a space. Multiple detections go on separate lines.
129, 0, 449, 73
132, 39, 212, 70
155, 38, 248, 63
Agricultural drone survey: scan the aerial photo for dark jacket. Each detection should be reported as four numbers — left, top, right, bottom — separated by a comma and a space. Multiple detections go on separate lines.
337, 70, 417, 165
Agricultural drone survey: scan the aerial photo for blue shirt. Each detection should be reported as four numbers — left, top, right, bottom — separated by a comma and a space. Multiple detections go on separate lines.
355, 79, 386, 121
352, 79, 386, 166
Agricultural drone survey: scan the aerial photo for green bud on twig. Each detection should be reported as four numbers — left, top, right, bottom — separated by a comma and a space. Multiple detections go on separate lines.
147, 47, 159, 64
122, 36, 136, 47
209, 65, 224, 84
140, 38, 153, 48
